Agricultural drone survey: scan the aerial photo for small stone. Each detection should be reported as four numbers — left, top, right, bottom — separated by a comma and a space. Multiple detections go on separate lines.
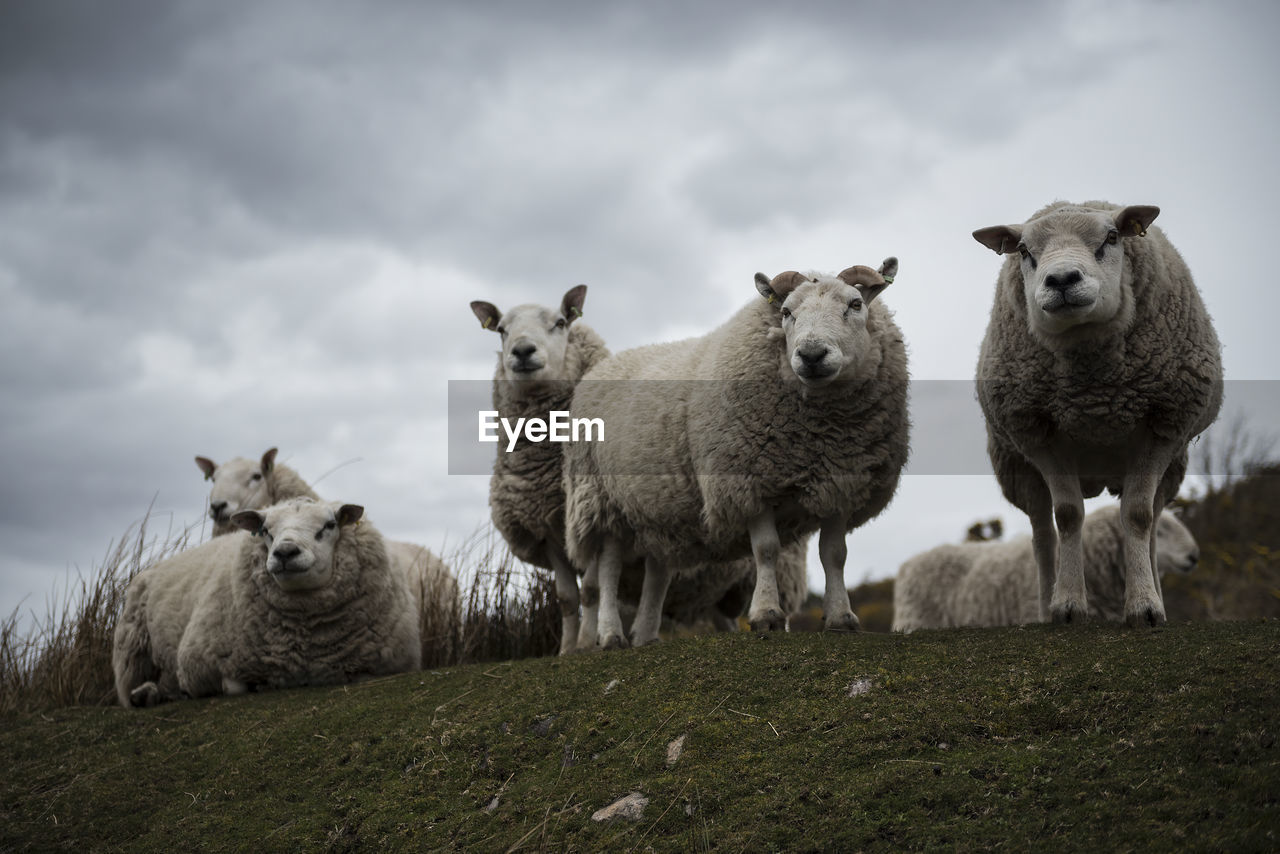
847, 678, 873, 698
666, 734, 687, 766
592, 792, 648, 822
604, 679, 620, 695
484, 796, 499, 813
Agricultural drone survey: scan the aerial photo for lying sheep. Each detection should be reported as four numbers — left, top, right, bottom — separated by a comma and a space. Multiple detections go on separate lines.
196, 448, 317, 535
892, 506, 1199, 631
973, 202, 1222, 627
196, 447, 458, 639
565, 259, 909, 648
471, 287, 805, 650
113, 497, 420, 706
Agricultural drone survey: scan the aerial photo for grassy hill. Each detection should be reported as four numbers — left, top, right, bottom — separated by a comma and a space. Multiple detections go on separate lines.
2, 620, 1276, 852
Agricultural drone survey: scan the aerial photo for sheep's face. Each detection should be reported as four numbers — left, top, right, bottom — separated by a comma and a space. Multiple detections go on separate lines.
197, 448, 277, 535
755, 259, 897, 388
973, 205, 1160, 340
232, 499, 364, 592
471, 285, 587, 386
1155, 510, 1199, 576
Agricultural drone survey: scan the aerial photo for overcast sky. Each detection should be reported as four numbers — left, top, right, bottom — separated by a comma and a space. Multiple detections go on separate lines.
2, 0, 1276, 625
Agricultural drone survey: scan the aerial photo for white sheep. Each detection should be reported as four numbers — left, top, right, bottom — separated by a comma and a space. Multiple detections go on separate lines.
112, 497, 420, 706
196, 447, 458, 637
973, 201, 1222, 627
470, 287, 805, 651
892, 506, 1200, 631
196, 448, 318, 535
565, 259, 910, 648
470, 285, 610, 654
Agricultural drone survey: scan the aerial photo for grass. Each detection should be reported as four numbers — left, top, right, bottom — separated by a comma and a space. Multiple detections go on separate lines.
1, 620, 1276, 851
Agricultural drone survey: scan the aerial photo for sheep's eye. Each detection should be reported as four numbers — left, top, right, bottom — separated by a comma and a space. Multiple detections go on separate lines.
1016, 243, 1037, 270
1106, 229, 1119, 245
251, 473, 262, 482
259, 526, 271, 539
554, 317, 566, 330
496, 326, 506, 336
316, 520, 336, 540
848, 298, 864, 313
780, 306, 792, 319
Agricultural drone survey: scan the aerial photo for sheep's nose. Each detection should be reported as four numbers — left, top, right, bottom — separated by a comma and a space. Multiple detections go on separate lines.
511, 342, 537, 361
1044, 269, 1083, 291
210, 501, 228, 517
797, 343, 829, 366
273, 542, 302, 561
1188, 551, 1199, 568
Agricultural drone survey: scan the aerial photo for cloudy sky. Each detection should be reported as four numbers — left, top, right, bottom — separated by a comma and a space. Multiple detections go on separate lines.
2, 0, 1276, 624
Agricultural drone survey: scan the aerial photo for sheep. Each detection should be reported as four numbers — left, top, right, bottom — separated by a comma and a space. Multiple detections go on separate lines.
973, 201, 1222, 627
564, 258, 909, 648
892, 506, 1199, 632
112, 497, 420, 707
470, 286, 805, 651
195, 447, 458, 636
470, 285, 610, 654
195, 448, 318, 535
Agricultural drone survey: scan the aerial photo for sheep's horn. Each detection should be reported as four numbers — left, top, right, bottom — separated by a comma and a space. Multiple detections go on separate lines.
836, 265, 886, 288
769, 271, 813, 297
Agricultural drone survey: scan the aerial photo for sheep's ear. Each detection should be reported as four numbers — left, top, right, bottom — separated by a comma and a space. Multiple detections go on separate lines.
1114, 205, 1160, 238
336, 504, 364, 527
560, 284, 587, 325
260, 447, 278, 474
471, 301, 503, 332
973, 224, 1022, 255
754, 272, 778, 304
195, 456, 217, 481
231, 510, 264, 534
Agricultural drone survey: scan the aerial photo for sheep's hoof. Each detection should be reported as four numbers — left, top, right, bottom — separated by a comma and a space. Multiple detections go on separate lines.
129, 682, 162, 708
631, 635, 662, 648
1125, 605, 1166, 629
823, 612, 861, 633
600, 632, 630, 651
748, 609, 786, 633
1050, 601, 1088, 625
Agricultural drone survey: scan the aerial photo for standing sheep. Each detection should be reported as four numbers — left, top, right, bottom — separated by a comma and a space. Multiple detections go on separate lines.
195, 447, 459, 643
973, 201, 1222, 627
470, 285, 610, 654
565, 258, 909, 648
113, 498, 420, 706
892, 506, 1199, 631
471, 287, 805, 651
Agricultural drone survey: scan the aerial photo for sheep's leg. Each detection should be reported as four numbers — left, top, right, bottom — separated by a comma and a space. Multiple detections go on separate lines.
596, 536, 629, 650
1119, 448, 1176, 628
1028, 504, 1058, 622
575, 557, 600, 652
546, 545, 581, 657
1033, 465, 1088, 624
629, 556, 671, 647
747, 509, 786, 632
819, 515, 859, 633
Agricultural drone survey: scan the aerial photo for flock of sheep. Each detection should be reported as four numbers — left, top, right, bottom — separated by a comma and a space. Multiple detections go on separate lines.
112, 199, 1222, 707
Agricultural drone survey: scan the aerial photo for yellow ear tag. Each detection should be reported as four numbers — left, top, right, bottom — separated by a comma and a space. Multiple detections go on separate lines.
482, 317, 492, 329
1133, 222, 1146, 237
882, 275, 895, 284
571, 306, 582, 318
767, 293, 775, 304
